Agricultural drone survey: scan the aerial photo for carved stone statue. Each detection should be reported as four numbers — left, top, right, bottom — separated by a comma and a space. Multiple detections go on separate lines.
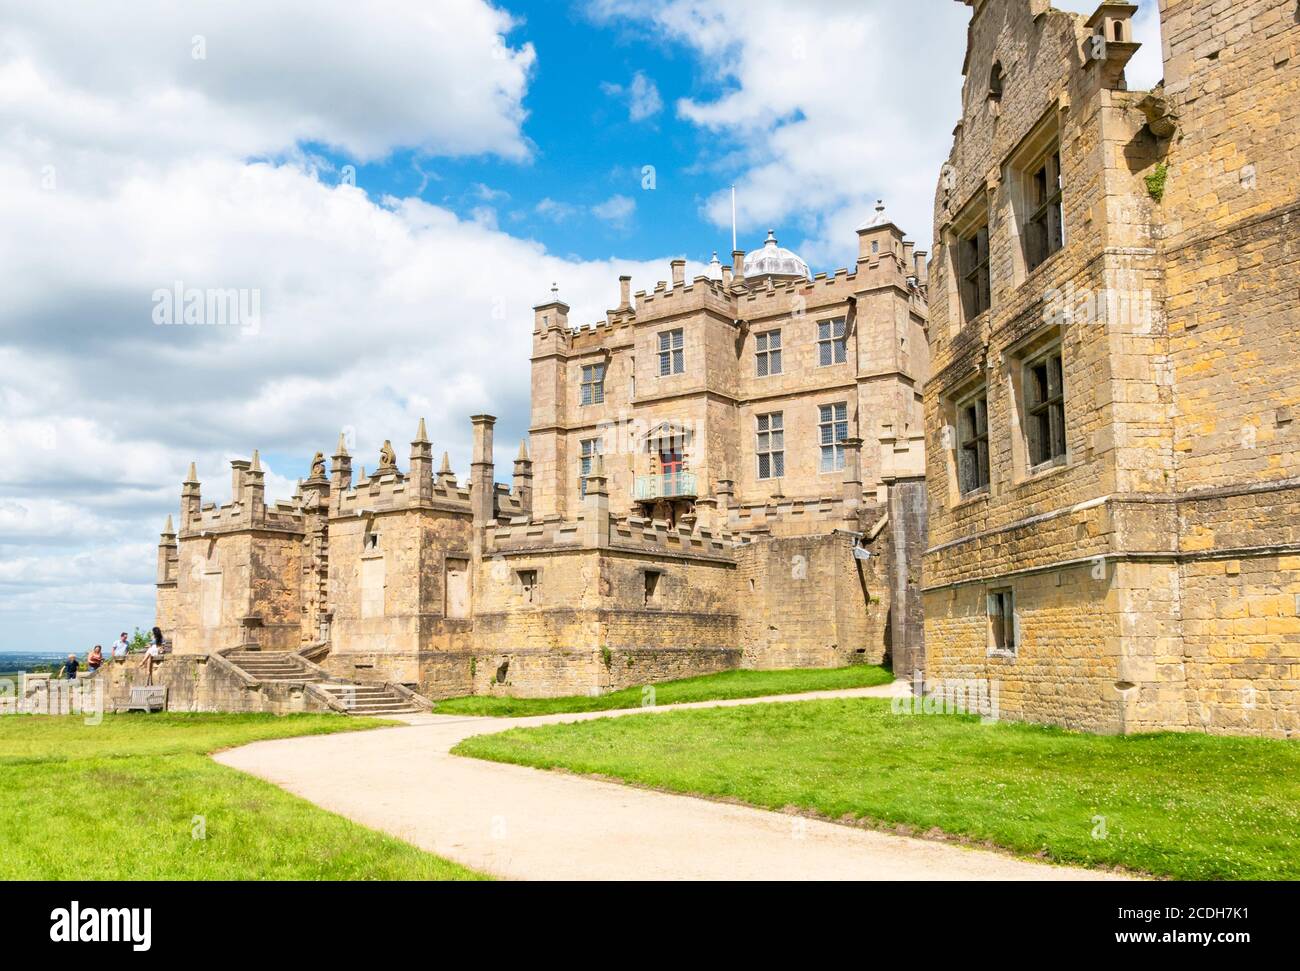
309, 452, 326, 479
378, 440, 397, 470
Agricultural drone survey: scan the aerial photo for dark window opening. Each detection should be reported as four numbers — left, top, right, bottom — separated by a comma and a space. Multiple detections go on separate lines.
1026, 350, 1066, 467
957, 394, 990, 495
989, 62, 1004, 102
1024, 148, 1064, 272
988, 589, 1017, 653
958, 221, 991, 321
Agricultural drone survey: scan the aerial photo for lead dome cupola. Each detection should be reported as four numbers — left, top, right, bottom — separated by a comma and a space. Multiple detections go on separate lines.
743, 230, 810, 283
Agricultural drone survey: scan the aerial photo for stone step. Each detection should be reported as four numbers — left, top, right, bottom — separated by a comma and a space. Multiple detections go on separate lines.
316, 685, 394, 694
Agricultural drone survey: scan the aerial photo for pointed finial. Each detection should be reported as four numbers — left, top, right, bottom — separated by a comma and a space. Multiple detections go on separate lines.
516, 439, 529, 460
185, 461, 198, 483
163, 514, 174, 534
440, 451, 452, 475
765, 229, 777, 244
335, 431, 349, 457
414, 417, 429, 443
250, 449, 262, 472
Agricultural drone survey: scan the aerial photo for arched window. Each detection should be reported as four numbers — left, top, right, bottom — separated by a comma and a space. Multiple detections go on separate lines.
989, 62, 1004, 103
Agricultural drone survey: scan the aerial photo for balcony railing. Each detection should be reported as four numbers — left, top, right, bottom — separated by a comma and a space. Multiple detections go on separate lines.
634, 472, 698, 501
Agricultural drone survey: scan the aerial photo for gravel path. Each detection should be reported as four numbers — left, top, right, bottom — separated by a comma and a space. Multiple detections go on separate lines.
214, 684, 1130, 881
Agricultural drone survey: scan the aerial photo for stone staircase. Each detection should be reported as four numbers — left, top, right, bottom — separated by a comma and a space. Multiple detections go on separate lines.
223, 650, 426, 716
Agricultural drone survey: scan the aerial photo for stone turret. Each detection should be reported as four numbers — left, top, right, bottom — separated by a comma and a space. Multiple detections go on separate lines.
513, 439, 533, 517
181, 462, 201, 526
438, 451, 457, 489
856, 200, 905, 265
329, 433, 352, 513
245, 450, 265, 524
156, 515, 177, 584
410, 418, 433, 501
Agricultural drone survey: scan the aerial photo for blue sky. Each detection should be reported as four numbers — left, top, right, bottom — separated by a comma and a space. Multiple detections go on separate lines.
0, 0, 1164, 652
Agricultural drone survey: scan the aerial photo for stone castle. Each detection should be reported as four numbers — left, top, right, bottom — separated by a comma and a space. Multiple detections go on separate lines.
146, 0, 1298, 735
152, 210, 930, 706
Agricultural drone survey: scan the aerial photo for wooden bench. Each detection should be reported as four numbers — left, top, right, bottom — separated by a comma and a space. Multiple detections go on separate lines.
127, 686, 167, 713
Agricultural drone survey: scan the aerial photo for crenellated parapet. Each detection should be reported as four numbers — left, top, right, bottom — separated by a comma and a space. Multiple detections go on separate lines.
484, 507, 740, 562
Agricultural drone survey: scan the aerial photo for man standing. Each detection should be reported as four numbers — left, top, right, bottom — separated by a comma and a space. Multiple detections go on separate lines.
111, 632, 130, 660
62, 654, 79, 680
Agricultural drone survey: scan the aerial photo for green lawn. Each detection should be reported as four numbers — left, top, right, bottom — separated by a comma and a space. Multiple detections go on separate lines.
433, 664, 894, 717
454, 698, 1300, 880
0, 713, 484, 880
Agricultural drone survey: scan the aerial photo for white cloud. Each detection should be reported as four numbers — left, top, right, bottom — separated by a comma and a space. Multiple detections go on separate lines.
601, 71, 664, 122
587, 0, 1165, 268
0, 0, 680, 651
586, 0, 970, 266
535, 196, 580, 222
0, 0, 537, 166
592, 194, 636, 229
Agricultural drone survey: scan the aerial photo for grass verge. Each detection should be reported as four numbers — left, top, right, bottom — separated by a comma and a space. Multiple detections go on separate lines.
432, 664, 894, 717
0, 713, 484, 880
453, 698, 1299, 880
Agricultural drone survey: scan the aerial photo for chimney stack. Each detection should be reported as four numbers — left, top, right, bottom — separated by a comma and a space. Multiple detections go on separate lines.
914, 251, 929, 287
618, 275, 632, 311
470, 414, 496, 528
230, 458, 251, 505
841, 438, 864, 514
732, 249, 745, 280
671, 259, 686, 288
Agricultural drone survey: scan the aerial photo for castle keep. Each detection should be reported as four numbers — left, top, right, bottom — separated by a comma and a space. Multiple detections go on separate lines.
923, 0, 1299, 736
153, 215, 930, 704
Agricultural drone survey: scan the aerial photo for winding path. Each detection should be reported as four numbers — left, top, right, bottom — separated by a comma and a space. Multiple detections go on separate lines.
214, 685, 1129, 881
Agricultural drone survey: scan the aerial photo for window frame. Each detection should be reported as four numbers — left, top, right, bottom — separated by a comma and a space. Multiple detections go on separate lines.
958, 219, 991, 322
755, 328, 782, 377
1023, 144, 1064, 273
515, 569, 538, 605
956, 390, 990, 496
643, 569, 663, 606
578, 436, 603, 498
818, 402, 849, 474
987, 587, 1017, 656
579, 362, 606, 406
658, 328, 685, 376
1024, 347, 1066, 470
816, 317, 848, 367
755, 411, 785, 481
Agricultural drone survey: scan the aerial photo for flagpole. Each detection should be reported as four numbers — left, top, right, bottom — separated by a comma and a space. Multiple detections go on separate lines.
730, 185, 737, 253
